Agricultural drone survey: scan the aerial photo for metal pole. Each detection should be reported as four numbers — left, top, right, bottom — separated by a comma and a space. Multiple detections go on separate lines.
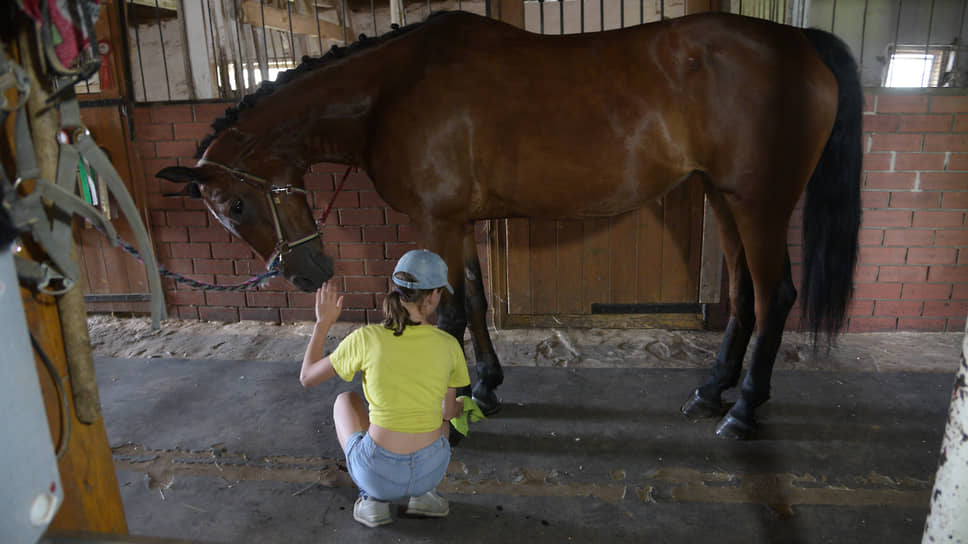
922, 322, 968, 543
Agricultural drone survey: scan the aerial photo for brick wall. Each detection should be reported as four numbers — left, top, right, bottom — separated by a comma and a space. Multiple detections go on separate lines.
133, 96, 966, 331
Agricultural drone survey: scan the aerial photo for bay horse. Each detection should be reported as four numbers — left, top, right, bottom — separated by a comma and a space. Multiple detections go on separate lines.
157, 11, 862, 440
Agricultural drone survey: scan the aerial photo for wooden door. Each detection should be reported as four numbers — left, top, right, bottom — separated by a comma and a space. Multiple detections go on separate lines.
490, 176, 713, 329
76, 0, 154, 314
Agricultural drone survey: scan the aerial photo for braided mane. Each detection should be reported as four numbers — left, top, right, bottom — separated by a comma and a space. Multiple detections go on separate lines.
195, 11, 455, 158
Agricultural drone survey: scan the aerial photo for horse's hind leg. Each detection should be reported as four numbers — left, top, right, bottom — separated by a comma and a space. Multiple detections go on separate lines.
715, 208, 798, 440
462, 227, 503, 414
681, 191, 756, 419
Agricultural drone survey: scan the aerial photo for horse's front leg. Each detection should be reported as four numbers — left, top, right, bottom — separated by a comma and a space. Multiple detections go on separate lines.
462, 226, 502, 415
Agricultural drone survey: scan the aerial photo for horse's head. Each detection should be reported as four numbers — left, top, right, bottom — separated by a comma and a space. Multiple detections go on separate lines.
156, 159, 334, 292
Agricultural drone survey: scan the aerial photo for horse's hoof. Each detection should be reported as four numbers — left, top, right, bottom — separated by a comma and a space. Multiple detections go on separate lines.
680, 388, 723, 419
472, 382, 501, 416
715, 413, 755, 440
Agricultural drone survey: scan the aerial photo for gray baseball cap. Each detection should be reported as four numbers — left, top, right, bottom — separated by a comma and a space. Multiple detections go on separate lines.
392, 249, 454, 294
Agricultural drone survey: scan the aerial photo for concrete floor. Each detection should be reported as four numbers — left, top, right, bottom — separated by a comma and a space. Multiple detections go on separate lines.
94, 332, 962, 543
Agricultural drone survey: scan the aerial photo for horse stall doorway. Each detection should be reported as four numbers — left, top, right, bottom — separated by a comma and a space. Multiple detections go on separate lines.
490, 0, 721, 330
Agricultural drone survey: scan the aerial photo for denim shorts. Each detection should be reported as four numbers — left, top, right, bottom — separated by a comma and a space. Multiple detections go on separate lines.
344, 431, 450, 501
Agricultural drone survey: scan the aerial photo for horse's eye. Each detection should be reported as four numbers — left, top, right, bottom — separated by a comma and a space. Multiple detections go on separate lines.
230, 199, 244, 216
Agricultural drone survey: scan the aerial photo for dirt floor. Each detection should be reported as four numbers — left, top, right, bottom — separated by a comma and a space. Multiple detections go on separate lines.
88, 314, 963, 373
86, 316, 965, 543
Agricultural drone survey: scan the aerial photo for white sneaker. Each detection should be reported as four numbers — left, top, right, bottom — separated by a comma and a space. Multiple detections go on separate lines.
353, 495, 392, 527
405, 490, 449, 517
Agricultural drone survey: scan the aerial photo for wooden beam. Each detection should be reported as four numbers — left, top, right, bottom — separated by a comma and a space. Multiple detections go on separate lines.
240, 0, 347, 41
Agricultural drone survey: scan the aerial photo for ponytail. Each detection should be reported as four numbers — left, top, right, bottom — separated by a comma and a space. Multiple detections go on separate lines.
383, 272, 434, 336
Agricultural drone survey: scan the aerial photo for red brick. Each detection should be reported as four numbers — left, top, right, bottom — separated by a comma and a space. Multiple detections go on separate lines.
893, 153, 947, 171
960, 250, 968, 265
175, 306, 200, 320
883, 229, 933, 247
878, 265, 928, 282
942, 192, 968, 209
863, 114, 899, 132
861, 210, 912, 228
365, 259, 396, 277
854, 265, 879, 282
363, 225, 397, 242
136, 141, 157, 159
948, 318, 966, 332
188, 227, 231, 243
920, 172, 968, 190
869, 134, 923, 152
955, 114, 968, 132
205, 291, 246, 307
304, 173, 334, 192
239, 308, 281, 322
865, 172, 916, 190
889, 191, 942, 209
343, 172, 375, 191
923, 300, 968, 318
192, 103, 233, 122
925, 134, 968, 152
313, 191, 358, 210
899, 114, 953, 133
339, 293, 375, 308
138, 123, 174, 141
913, 211, 964, 228
287, 292, 314, 307
929, 266, 967, 282
398, 224, 419, 243
897, 318, 947, 331
281, 308, 315, 322
193, 259, 234, 274
854, 282, 901, 299
153, 226, 189, 243
953, 284, 968, 299
908, 247, 957, 265
167, 290, 205, 305
133, 107, 151, 126
344, 276, 388, 292
902, 282, 953, 299
149, 104, 193, 124
156, 140, 199, 158
166, 243, 210, 259
877, 95, 929, 113
386, 243, 418, 259
847, 299, 874, 316
174, 122, 212, 141
211, 242, 256, 259
339, 243, 385, 260
874, 300, 923, 317
859, 247, 907, 264
323, 226, 362, 243
245, 292, 288, 307
847, 317, 897, 332
930, 96, 968, 113
949, 154, 968, 171
339, 209, 385, 225
358, 191, 390, 208
167, 210, 209, 227
334, 260, 365, 276
861, 191, 890, 208
386, 210, 411, 225
199, 306, 240, 322
149, 211, 167, 228
863, 94, 876, 113
863, 153, 893, 171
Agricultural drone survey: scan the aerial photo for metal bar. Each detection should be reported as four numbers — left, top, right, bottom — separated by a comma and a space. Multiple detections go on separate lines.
205, 0, 221, 94
601, 0, 604, 30
859, 0, 870, 80
315, 0, 324, 51
560, 0, 564, 34
580, 0, 584, 33
260, 0, 269, 82
922, 0, 937, 87
540, 0, 545, 34
639, 0, 642, 24
342, 0, 350, 43
831, 0, 837, 33
153, 0, 172, 100
130, 1, 148, 101
370, 0, 377, 35
659, 0, 663, 22
287, 0, 296, 64
428, 0, 432, 17
619, 0, 623, 28
233, 0, 247, 95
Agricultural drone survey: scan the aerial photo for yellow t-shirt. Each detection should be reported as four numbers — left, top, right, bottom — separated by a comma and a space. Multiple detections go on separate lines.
329, 324, 470, 433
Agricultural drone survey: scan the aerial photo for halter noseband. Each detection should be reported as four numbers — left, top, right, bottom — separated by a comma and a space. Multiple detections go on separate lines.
199, 159, 322, 271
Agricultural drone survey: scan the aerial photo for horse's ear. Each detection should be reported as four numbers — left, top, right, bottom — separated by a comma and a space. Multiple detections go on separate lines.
157, 166, 203, 198
156, 166, 199, 184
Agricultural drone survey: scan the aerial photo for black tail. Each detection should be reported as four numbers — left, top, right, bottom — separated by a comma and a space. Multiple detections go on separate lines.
800, 28, 863, 342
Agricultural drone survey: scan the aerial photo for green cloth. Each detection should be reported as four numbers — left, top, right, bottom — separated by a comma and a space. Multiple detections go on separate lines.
449, 395, 486, 436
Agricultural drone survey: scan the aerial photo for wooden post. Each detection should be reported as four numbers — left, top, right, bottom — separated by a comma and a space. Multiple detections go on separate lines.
10, 25, 128, 536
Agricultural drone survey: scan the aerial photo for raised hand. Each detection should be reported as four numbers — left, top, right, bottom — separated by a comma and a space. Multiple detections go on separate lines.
314, 281, 344, 327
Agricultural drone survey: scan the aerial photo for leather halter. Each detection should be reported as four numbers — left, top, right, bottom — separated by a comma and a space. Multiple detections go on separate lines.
198, 159, 322, 271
